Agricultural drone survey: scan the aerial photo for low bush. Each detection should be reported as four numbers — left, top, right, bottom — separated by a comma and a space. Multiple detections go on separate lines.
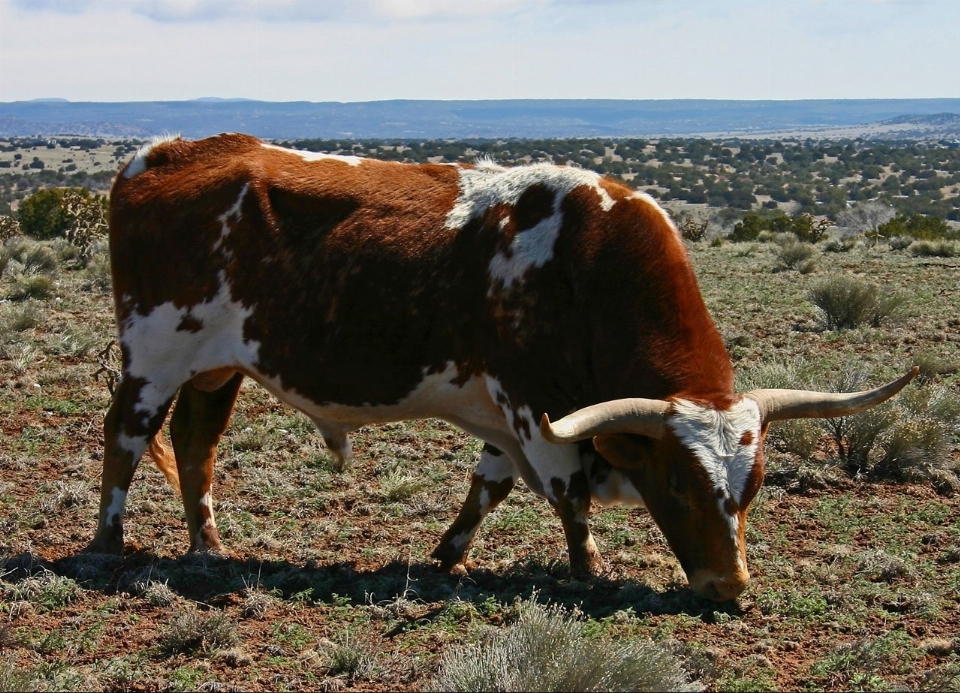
430, 596, 702, 692
4, 239, 58, 275
9, 275, 56, 301
739, 360, 960, 486
730, 212, 830, 243
157, 608, 239, 655
887, 235, 914, 251
910, 240, 958, 258
823, 237, 858, 253
775, 239, 817, 273
809, 276, 904, 330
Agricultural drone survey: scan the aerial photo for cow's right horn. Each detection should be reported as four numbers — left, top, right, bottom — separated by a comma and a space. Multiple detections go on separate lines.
745, 366, 919, 424
540, 398, 670, 443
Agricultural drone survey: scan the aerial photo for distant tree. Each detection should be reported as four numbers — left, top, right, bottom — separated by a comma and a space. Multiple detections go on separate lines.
17, 187, 105, 241
877, 213, 956, 241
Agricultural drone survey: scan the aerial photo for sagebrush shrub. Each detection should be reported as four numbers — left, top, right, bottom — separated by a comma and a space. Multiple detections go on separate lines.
887, 236, 914, 251
10, 275, 55, 301
17, 242, 58, 275
157, 608, 238, 655
430, 596, 702, 692
913, 351, 960, 383
823, 237, 858, 253
738, 360, 960, 486
80, 253, 112, 293
809, 276, 903, 330
910, 240, 957, 258
775, 240, 817, 272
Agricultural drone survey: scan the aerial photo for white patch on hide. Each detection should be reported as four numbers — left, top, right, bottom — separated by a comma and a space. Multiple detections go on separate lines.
213, 183, 249, 253
588, 463, 646, 508
488, 209, 564, 290
106, 488, 127, 524
116, 433, 148, 471
261, 142, 363, 166
120, 273, 260, 420
484, 375, 581, 503
122, 133, 182, 179
255, 362, 511, 454
445, 163, 615, 291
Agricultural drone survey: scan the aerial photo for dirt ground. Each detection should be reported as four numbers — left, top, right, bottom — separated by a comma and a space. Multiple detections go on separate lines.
1, 199, 959, 690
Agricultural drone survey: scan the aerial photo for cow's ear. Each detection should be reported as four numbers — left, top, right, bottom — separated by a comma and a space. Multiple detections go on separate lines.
593, 433, 650, 469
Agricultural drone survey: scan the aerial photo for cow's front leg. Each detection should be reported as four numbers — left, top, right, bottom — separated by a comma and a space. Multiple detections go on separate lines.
514, 415, 605, 578
432, 444, 516, 574
547, 470, 604, 578
169, 373, 244, 553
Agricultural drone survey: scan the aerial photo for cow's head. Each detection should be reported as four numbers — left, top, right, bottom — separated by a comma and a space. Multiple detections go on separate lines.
541, 367, 918, 601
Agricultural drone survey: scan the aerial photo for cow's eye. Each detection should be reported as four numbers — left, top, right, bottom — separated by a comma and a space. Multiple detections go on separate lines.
668, 469, 688, 504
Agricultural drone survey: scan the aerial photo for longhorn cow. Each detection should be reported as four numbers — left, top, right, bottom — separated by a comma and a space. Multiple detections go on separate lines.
88, 133, 916, 601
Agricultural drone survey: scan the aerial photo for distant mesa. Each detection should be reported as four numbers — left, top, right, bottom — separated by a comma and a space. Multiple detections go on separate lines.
1, 98, 959, 140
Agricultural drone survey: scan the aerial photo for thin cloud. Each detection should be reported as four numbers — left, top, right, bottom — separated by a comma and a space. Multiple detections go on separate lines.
10, 0, 542, 23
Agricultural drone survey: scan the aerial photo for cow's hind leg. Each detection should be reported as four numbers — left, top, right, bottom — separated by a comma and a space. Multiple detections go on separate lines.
432, 444, 517, 574
169, 371, 244, 553
88, 376, 177, 554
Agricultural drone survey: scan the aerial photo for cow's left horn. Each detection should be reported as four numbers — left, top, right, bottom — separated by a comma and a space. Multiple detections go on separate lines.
746, 366, 919, 424
540, 398, 670, 443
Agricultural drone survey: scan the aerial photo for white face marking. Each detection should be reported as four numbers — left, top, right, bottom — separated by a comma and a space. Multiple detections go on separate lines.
667, 398, 761, 547
122, 133, 182, 179
261, 142, 362, 166
120, 274, 260, 418
668, 398, 760, 506
106, 487, 127, 524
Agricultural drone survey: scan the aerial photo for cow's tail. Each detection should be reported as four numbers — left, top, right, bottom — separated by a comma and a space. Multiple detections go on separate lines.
147, 434, 182, 496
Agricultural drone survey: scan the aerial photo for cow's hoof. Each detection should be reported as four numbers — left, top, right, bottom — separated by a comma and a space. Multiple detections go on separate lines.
431, 549, 473, 576
569, 558, 608, 581
85, 532, 124, 556
186, 543, 233, 558
445, 561, 474, 577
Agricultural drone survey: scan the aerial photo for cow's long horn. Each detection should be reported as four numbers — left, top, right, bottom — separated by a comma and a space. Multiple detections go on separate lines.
746, 366, 919, 424
540, 398, 670, 443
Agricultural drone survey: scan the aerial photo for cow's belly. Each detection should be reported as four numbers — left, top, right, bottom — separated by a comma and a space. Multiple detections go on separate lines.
247, 361, 513, 442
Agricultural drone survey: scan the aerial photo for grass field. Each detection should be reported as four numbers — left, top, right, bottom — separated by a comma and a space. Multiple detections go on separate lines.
1, 218, 959, 689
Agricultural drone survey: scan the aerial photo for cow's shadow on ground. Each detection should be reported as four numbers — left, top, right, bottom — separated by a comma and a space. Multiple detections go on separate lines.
2, 548, 743, 624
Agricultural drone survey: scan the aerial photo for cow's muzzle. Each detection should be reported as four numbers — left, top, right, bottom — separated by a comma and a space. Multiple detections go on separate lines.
687, 568, 749, 601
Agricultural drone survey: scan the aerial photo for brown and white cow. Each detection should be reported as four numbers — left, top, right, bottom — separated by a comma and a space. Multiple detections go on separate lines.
88, 133, 916, 601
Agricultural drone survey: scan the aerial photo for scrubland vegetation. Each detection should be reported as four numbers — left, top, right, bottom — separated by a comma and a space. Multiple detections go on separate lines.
0, 137, 958, 691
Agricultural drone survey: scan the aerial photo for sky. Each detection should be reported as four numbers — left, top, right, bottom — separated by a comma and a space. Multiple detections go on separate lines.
0, 0, 957, 103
